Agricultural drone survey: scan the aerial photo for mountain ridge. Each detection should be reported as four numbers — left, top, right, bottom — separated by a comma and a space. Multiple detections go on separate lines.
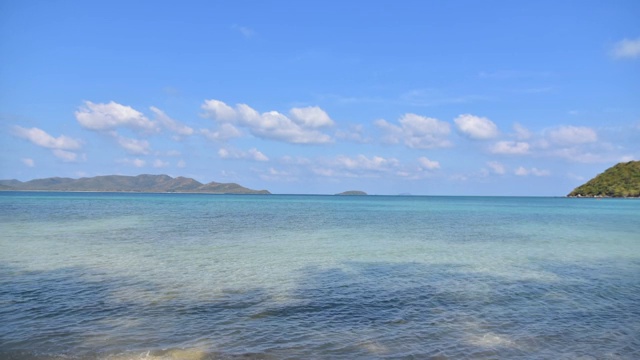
0, 174, 270, 194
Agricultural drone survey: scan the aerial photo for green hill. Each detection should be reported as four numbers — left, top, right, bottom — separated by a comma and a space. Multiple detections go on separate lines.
335, 190, 367, 196
568, 161, 640, 197
0, 174, 270, 194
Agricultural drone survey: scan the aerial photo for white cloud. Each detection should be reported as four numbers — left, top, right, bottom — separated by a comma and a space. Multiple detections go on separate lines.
550, 148, 606, 163
12, 126, 82, 150
21, 158, 35, 167
200, 124, 243, 141
335, 154, 399, 171
335, 124, 370, 143
454, 114, 498, 140
514, 167, 528, 176
153, 159, 169, 168
418, 157, 440, 170
267, 167, 291, 176
376, 113, 451, 149
289, 106, 334, 128
611, 38, 640, 59
217, 148, 229, 158
12, 127, 84, 162
202, 99, 334, 144
114, 134, 151, 155
74, 102, 194, 155
512, 123, 532, 140
52, 149, 79, 162
514, 166, 550, 176
313, 154, 400, 178
218, 147, 269, 162
531, 168, 550, 176
288, 154, 440, 180
490, 141, 530, 155
248, 148, 269, 162
256, 110, 334, 143
487, 161, 506, 175
118, 158, 146, 168
201, 99, 237, 121
150, 106, 193, 136
312, 167, 338, 177
259, 167, 297, 182
547, 126, 597, 145
449, 174, 469, 182
177, 159, 186, 168
75, 101, 157, 132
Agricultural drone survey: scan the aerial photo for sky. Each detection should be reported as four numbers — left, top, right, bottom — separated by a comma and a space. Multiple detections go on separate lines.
1, 0, 639, 195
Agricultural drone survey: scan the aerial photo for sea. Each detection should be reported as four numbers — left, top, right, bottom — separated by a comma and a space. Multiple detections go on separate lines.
0, 192, 638, 359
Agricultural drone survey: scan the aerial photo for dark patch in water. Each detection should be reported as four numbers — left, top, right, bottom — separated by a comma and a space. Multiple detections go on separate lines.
1, 259, 640, 359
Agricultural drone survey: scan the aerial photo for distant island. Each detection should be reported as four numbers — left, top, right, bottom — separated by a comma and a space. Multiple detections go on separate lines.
0, 174, 271, 194
568, 160, 640, 197
336, 190, 367, 196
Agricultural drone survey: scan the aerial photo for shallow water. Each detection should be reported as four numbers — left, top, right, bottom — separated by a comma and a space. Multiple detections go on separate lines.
1, 193, 639, 359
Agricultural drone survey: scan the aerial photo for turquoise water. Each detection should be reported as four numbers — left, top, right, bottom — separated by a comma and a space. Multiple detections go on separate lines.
1, 192, 639, 359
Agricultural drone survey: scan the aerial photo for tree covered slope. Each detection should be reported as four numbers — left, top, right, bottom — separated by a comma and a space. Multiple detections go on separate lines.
568, 161, 640, 197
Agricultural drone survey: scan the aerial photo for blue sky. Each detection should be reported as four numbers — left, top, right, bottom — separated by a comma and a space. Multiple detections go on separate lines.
1, 0, 639, 195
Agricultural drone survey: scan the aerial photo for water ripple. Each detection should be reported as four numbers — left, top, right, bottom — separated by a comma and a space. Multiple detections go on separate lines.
1, 194, 639, 359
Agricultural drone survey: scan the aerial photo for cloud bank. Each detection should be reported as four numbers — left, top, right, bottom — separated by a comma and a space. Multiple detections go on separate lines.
74, 101, 193, 155
202, 99, 335, 144
376, 113, 451, 149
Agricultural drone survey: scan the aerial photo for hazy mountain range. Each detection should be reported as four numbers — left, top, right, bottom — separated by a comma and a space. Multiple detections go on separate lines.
0, 174, 270, 194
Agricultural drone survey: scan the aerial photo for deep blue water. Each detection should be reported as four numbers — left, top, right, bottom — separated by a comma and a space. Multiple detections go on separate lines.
1, 192, 639, 359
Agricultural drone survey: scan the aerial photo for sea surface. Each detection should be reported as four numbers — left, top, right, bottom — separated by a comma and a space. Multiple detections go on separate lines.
1, 192, 639, 359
